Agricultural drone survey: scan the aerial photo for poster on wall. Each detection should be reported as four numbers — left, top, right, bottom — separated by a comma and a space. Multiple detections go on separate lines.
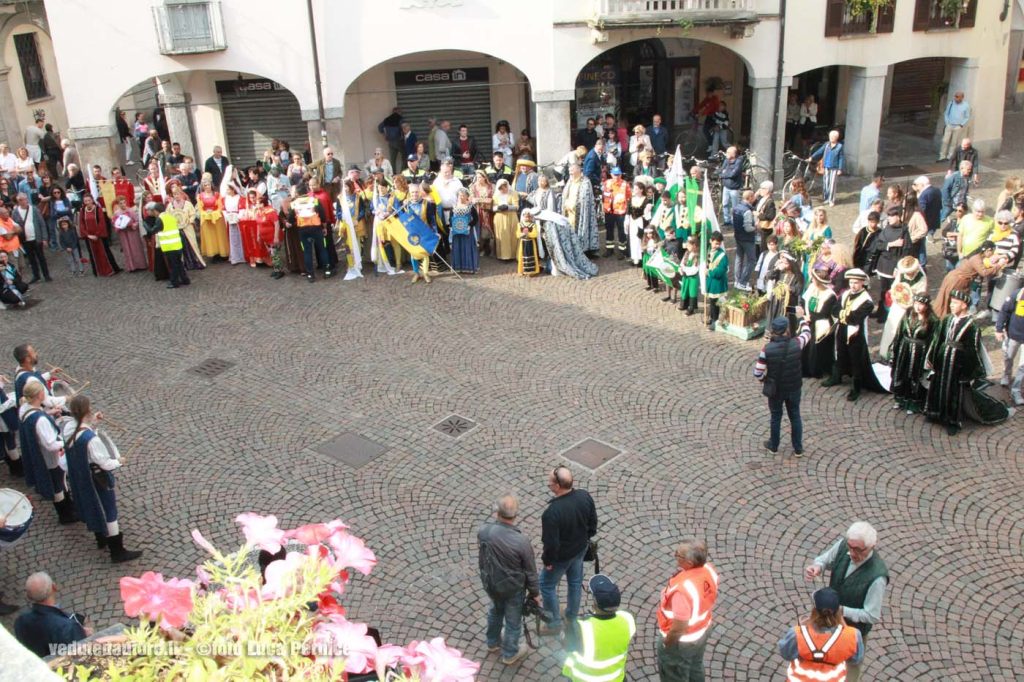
673, 66, 697, 126
575, 61, 619, 128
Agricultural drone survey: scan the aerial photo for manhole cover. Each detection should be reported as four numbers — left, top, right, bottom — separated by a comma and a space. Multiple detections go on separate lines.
559, 438, 622, 470
314, 432, 387, 469
433, 414, 478, 439
189, 358, 236, 378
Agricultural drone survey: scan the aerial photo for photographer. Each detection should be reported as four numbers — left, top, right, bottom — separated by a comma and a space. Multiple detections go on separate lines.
562, 574, 636, 682
477, 495, 539, 667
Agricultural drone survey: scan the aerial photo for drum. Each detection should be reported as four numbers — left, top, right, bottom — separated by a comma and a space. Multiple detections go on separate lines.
50, 379, 74, 399
989, 271, 1023, 312
97, 430, 121, 462
0, 488, 33, 544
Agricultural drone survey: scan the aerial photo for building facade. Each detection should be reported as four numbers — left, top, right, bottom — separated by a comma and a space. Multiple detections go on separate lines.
32, 0, 1023, 177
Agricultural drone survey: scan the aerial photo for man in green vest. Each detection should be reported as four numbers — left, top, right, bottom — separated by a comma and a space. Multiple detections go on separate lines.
148, 202, 189, 289
562, 574, 636, 682
804, 521, 888, 682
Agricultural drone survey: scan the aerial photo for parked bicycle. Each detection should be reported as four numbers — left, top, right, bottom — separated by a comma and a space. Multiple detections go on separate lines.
781, 149, 818, 201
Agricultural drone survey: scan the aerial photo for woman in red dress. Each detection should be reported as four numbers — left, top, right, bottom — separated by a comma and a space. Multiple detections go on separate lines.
238, 189, 269, 267
78, 194, 115, 277
254, 195, 282, 277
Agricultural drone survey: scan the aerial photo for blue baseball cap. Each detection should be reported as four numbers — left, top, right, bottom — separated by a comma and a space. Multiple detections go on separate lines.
588, 574, 621, 609
610, 167, 622, 176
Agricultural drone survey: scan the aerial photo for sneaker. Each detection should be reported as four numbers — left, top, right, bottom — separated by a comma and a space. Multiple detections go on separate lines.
1000, 377, 1010, 387
500, 645, 530, 666
846, 389, 860, 402
487, 644, 500, 654
764, 439, 778, 455
306, 274, 315, 283
794, 450, 804, 458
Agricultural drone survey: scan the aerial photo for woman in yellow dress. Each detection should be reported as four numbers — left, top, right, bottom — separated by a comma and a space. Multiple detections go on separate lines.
491, 179, 519, 261
197, 175, 229, 259
386, 175, 410, 268
517, 209, 541, 276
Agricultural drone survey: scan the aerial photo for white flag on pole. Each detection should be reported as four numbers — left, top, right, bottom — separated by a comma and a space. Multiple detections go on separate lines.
664, 144, 684, 190
698, 171, 721, 294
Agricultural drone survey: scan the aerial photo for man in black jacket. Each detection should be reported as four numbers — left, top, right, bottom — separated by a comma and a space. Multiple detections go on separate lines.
477, 495, 538, 666
754, 314, 811, 457
539, 466, 598, 640
203, 146, 230, 188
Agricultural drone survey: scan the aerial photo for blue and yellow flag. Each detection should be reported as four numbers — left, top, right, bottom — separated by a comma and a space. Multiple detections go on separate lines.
383, 207, 440, 260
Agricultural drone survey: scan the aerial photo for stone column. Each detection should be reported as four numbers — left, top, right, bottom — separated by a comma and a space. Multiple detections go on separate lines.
532, 90, 573, 166
69, 125, 117, 175
302, 107, 344, 167
748, 76, 792, 187
844, 65, 888, 177
0, 68, 19, 150
158, 92, 196, 158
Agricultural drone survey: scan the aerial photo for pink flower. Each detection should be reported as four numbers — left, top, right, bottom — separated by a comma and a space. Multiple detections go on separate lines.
376, 643, 424, 678
218, 586, 262, 613
285, 520, 348, 545
119, 572, 194, 630
195, 565, 211, 586
235, 512, 286, 553
409, 637, 479, 682
190, 529, 218, 556
261, 551, 310, 600
327, 532, 377, 576
310, 615, 378, 674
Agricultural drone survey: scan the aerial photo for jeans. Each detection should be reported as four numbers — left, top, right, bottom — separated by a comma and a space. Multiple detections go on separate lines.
1003, 338, 1024, 404
485, 589, 524, 659
768, 389, 803, 453
707, 129, 729, 155
734, 240, 756, 287
657, 631, 709, 682
539, 547, 587, 630
604, 214, 626, 249
297, 226, 330, 276
722, 188, 740, 226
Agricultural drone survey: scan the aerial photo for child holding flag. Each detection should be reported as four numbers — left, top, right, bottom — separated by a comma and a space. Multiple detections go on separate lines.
679, 235, 701, 315
705, 231, 729, 329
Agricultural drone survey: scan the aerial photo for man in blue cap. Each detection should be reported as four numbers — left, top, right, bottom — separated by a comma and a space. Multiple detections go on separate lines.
753, 310, 812, 456
562, 574, 635, 681
602, 166, 631, 259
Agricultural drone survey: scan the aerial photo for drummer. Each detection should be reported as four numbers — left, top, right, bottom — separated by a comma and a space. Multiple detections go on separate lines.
18, 381, 76, 524
0, 374, 20, 477
64, 395, 142, 563
12, 344, 67, 410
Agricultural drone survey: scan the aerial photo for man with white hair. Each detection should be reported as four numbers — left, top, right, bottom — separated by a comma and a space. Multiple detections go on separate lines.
913, 175, 942, 239
13, 571, 92, 657
804, 522, 888, 682
808, 130, 844, 207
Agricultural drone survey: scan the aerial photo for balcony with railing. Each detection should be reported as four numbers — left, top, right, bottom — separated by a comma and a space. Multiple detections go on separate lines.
824, 0, 896, 37
152, 0, 226, 55
591, 0, 759, 29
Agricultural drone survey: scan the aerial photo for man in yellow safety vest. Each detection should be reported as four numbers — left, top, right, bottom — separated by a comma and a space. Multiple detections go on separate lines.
149, 202, 189, 289
562, 574, 636, 682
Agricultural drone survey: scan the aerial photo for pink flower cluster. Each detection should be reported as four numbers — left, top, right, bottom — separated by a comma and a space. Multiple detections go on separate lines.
117, 514, 477, 679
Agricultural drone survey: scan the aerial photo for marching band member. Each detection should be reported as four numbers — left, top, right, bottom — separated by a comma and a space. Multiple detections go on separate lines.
13, 344, 65, 410
64, 394, 143, 563
0, 374, 20, 477
18, 380, 75, 524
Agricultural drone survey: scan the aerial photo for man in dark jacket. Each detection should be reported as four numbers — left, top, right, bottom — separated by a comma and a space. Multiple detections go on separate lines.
582, 140, 605, 191
477, 495, 539, 666
941, 160, 972, 222
948, 137, 979, 182
870, 206, 911, 321
14, 572, 91, 658
539, 467, 598, 641
203, 146, 230, 188
719, 146, 744, 227
996, 285, 1024, 406
754, 314, 811, 456
733, 189, 757, 290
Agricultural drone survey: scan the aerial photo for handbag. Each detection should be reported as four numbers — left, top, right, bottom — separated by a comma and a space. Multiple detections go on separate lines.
761, 377, 777, 398
583, 539, 600, 574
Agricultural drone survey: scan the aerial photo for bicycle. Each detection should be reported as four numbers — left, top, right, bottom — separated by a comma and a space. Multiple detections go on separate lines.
781, 150, 817, 201
739, 149, 772, 191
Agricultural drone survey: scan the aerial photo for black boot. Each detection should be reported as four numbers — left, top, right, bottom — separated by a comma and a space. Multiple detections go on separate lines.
0, 593, 16, 616
94, 532, 108, 550
108, 533, 143, 564
5, 456, 23, 478
54, 497, 77, 525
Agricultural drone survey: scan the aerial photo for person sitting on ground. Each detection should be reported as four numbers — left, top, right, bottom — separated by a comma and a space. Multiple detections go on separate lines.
14, 571, 92, 658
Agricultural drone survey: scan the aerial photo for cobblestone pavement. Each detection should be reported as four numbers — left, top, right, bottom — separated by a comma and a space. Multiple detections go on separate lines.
1, 123, 1023, 680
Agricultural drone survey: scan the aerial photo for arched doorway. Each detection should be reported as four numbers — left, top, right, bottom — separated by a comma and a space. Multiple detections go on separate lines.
571, 37, 752, 158
341, 50, 532, 171
112, 70, 308, 173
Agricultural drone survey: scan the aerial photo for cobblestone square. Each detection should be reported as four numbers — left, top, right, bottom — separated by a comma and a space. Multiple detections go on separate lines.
1, 170, 1021, 681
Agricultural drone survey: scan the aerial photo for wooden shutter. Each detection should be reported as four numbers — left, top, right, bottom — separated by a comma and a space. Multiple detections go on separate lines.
959, 0, 978, 28
875, 2, 896, 33
913, 0, 932, 31
825, 0, 846, 37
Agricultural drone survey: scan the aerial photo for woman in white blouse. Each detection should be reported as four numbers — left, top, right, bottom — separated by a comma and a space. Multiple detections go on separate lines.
366, 148, 394, 179
492, 120, 514, 160
628, 125, 652, 170
799, 95, 818, 143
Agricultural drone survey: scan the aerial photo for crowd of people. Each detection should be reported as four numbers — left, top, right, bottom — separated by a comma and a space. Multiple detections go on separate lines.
476, 468, 885, 681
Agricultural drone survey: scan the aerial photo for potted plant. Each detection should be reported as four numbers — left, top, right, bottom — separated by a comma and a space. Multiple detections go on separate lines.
54, 514, 480, 681
717, 288, 767, 340
938, 0, 970, 27
845, 0, 893, 33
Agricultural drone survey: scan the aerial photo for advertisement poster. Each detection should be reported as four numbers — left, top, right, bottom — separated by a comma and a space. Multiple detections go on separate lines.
576, 61, 619, 128
673, 66, 697, 126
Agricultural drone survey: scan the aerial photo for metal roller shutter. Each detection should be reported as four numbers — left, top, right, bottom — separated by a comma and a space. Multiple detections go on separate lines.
218, 84, 307, 169
889, 58, 945, 114
396, 81, 493, 159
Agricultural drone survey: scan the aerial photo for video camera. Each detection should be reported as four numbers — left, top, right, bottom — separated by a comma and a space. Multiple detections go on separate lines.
522, 596, 553, 624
